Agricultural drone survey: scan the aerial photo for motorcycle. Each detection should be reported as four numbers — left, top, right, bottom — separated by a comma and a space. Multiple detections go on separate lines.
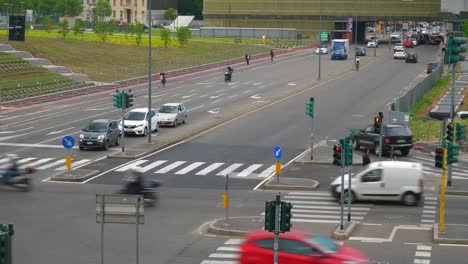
119, 176, 161, 207
0, 167, 34, 191
224, 67, 233, 82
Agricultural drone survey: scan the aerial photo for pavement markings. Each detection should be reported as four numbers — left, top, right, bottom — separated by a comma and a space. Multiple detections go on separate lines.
175, 162, 205, 174
413, 244, 432, 264
404, 153, 468, 178
56, 159, 91, 170
421, 196, 437, 225
236, 164, 262, 177
0, 156, 92, 171
257, 165, 275, 178
154, 161, 187, 173
216, 163, 244, 176
196, 163, 225, 175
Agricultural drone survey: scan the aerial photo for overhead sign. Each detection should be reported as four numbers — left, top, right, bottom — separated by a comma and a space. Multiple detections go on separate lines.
62, 135, 75, 149
274, 145, 282, 160
320, 32, 329, 42
96, 194, 144, 224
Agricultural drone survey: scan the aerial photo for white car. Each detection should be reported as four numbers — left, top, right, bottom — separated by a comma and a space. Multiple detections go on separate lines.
157, 103, 187, 127
410, 38, 418, 46
315, 47, 328, 55
393, 48, 406, 59
390, 32, 400, 38
367, 41, 377, 48
118, 107, 159, 136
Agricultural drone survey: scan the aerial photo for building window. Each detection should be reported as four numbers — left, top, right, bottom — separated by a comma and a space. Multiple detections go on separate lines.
113, 10, 116, 18
113, 0, 115, 6
142, 0, 144, 8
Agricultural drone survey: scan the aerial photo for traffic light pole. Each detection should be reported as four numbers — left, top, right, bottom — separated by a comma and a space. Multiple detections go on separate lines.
310, 116, 314, 160
379, 117, 383, 159
121, 91, 125, 152
147, 0, 152, 144
347, 164, 352, 222
318, 0, 322, 80
447, 62, 456, 187
340, 144, 345, 230
440, 148, 447, 232
273, 193, 280, 264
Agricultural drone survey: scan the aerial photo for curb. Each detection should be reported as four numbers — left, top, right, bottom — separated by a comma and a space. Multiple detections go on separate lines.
293, 160, 332, 165
49, 169, 100, 182
332, 221, 358, 240
263, 178, 320, 191
433, 223, 468, 244
445, 189, 468, 196
207, 216, 263, 237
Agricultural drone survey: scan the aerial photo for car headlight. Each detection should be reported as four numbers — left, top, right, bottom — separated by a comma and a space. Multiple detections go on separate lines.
79, 134, 84, 139
98, 135, 105, 140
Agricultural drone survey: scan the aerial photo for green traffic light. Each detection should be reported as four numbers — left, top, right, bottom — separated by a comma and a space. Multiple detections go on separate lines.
345, 143, 353, 166
113, 92, 122, 109
305, 97, 315, 117
447, 142, 460, 164
456, 123, 466, 141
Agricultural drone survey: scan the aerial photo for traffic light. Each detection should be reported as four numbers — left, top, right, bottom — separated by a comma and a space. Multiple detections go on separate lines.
333, 144, 342, 167
456, 123, 466, 141
123, 92, 134, 109
8, 15, 25, 41
447, 142, 459, 164
0, 224, 12, 264
280, 202, 293, 233
446, 123, 454, 142
264, 201, 276, 232
305, 97, 315, 117
435, 147, 443, 168
113, 91, 122, 109
374, 116, 382, 134
444, 35, 467, 64
344, 143, 353, 166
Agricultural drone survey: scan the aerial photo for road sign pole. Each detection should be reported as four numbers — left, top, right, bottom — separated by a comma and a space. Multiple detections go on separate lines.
273, 193, 280, 264
100, 195, 105, 264
447, 62, 456, 187
121, 91, 125, 152
136, 196, 140, 264
340, 143, 345, 230
440, 148, 447, 233
310, 116, 314, 160
318, 0, 322, 80
379, 118, 383, 159
347, 163, 352, 222
224, 174, 229, 220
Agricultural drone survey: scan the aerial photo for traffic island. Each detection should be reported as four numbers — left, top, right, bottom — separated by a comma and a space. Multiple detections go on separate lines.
433, 223, 468, 244
208, 216, 264, 236
49, 169, 100, 182
262, 177, 319, 191
294, 146, 362, 165
332, 221, 359, 240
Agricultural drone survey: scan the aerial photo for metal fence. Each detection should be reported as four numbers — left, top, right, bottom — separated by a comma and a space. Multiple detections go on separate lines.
390, 63, 442, 112
189, 27, 297, 39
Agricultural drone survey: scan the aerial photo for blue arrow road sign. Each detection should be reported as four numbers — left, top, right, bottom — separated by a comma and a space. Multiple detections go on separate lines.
274, 145, 282, 160
62, 135, 75, 149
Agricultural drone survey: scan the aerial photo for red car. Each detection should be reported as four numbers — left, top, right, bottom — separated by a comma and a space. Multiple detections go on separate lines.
403, 39, 414, 48
239, 230, 368, 264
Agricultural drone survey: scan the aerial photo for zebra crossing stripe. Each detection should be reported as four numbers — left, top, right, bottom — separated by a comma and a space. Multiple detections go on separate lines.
56, 159, 91, 170
36, 160, 64, 170
137, 160, 168, 172
284, 200, 338, 205
293, 213, 364, 220
216, 247, 240, 252
293, 219, 341, 224
293, 204, 371, 211
224, 238, 243, 245
288, 191, 332, 196
237, 164, 263, 177
196, 163, 224, 175
116, 160, 148, 172
0, 158, 10, 164
17, 158, 36, 164
155, 161, 187, 173
175, 162, 206, 174
200, 260, 237, 264
257, 165, 276, 178
208, 253, 238, 259
292, 209, 368, 215
284, 195, 335, 201
20, 158, 54, 168
216, 163, 243, 176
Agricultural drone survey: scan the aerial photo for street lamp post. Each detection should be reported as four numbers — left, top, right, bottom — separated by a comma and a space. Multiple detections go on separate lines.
374, 1, 377, 56
318, 0, 322, 80
354, 0, 358, 60
147, 0, 153, 143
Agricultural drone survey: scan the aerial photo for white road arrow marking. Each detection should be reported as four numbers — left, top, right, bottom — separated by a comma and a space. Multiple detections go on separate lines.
0, 127, 34, 134
46, 127, 75, 135
288, 82, 297, 86
210, 94, 224, 99
208, 107, 221, 114
182, 93, 197, 98
250, 94, 262, 99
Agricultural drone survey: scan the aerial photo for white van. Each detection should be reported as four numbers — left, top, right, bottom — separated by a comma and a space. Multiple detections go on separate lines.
330, 161, 423, 206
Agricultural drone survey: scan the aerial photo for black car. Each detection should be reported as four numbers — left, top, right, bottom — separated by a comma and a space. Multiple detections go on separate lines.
355, 47, 366, 56
352, 124, 413, 156
405, 52, 417, 63
79, 119, 120, 150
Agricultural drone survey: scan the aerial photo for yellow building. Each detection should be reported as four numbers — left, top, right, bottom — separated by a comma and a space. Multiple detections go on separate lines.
83, 0, 148, 24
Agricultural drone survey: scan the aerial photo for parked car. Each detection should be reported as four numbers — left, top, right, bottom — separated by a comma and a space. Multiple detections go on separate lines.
79, 119, 120, 150
315, 46, 328, 55
118, 108, 159, 136
239, 230, 369, 264
352, 124, 413, 156
355, 46, 367, 56
157, 103, 187, 127
393, 47, 406, 60
367, 41, 377, 48
405, 52, 418, 63
330, 161, 424, 206
403, 39, 414, 48
457, 111, 468, 120
369, 36, 379, 44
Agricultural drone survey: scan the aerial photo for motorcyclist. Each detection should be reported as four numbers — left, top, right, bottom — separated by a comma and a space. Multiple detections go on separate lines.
2, 154, 19, 184
125, 169, 146, 195
225, 66, 234, 81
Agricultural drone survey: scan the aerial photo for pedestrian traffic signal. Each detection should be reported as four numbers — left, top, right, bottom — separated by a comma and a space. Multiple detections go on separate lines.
280, 202, 293, 233
264, 201, 276, 232
374, 116, 382, 134
447, 142, 459, 164
333, 144, 342, 167
124, 92, 134, 109
446, 123, 454, 142
305, 97, 315, 117
456, 123, 466, 141
113, 92, 122, 109
344, 143, 353, 166
435, 147, 443, 168
444, 35, 467, 64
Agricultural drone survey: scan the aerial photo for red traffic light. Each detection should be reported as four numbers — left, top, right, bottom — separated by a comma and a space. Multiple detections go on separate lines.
374, 116, 381, 123
436, 148, 443, 153
447, 124, 453, 130
334, 145, 341, 152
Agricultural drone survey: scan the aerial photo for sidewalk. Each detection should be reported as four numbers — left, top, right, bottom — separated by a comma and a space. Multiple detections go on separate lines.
434, 224, 468, 244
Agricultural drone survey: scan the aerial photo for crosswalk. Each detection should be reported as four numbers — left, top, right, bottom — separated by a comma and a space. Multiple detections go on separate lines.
114, 159, 276, 179
401, 153, 468, 179
420, 196, 437, 226
0, 157, 90, 171
260, 191, 372, 224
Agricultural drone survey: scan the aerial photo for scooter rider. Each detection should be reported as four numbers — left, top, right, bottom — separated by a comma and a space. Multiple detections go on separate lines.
2, 154, 19, 184
125, 169, 146, 195
225, 66, 234, 81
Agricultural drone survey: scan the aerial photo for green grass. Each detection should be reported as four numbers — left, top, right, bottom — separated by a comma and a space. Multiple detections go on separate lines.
411, 75, 450, 116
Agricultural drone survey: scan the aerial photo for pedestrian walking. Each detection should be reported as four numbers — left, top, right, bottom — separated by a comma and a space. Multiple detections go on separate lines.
159, 71, 166, 88
362, 148, 371, 166
245, 52, 251, 65
270, 49, 275, 61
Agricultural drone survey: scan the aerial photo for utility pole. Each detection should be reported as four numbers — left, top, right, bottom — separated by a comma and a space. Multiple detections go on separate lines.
447, 62, 455, 186
318, 0, 322, 80
354, 0, 358, 59
147, 0, 152, 143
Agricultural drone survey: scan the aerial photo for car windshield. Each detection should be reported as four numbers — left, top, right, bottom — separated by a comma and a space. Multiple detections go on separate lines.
356, 47, 364, 51
159, 105, 178, 113
385, 126, 412, 136
307, 235, 338, 253
332, 46, 344, 51
394, 48, 405, 53
124, 111, 146, 121
82, 121, 107, 132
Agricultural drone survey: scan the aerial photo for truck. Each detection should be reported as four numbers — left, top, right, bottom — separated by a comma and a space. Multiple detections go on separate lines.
331, 39, 349, 60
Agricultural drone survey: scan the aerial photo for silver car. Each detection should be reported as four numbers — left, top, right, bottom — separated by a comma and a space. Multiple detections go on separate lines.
157, 103, 187, 127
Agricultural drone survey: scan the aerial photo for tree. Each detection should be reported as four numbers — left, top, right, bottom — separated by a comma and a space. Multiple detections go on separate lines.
134, 22, 144, 46
160, 28, 171, 48
72, 19, 84, 36
164, 8, 177, 20
55, 0, 83, 16
41, 16, 53, 33
463, 20, 468, 38
58, 19, 69, 38
176, 26, 191, 46
95, 21, 115, 41
177, 0, 203, 20
93, 0, 113, 41
94, 0, 112, 22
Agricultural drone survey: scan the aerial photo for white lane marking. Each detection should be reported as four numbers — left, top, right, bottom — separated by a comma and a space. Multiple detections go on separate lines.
216, 163, 243, 176
416, 245, 432, 251
256, 85, 265, 90
229, 85, 239, 89
439, 244, 468, 247
56, 159, 91, 170
84, 106, 113, 111
287, 200, 342, 205
210, 94, 224, 99
182, 93, 197, 98
170, 93, 180, 97
423, 210, 436, 214
236, 164, 263, 177
250, 94, 262, 99
200, 260, 237, 264
188, 90, 197, 93
258, 165, 276, 178
224, 238, 243, 245
175, 162, 206, 174
228, 94, 238, 99
46, 127, 75, 135
284, 195, 334, 201
293, 219, 341, 224
182, 99, 191, 103
196, 82, 213, 85
288, 82, 296, 86
242, 89, 252, 94
208, 253, 238, 259
116, 160, 148, 171
205, 84, 214, 88
293, 204, 371, 210
136, 160, 168, 172
415, 251, 431, 258
196, 163, 224, 175
292, 209, 368, 215
361, 223, 383, 226
187, 105, 204, 112
20, 158, 54, 168
413, 259, 430, 264
154, 161, 186, 173
36, 160, 64, 169
17, 158, 36, 164
0, 127, 34, 134
215, 89, 225, 93
200, 94, 209, 98
228, 82, 239, 86
421, 219, 435, 223
144, 93, 167, 98
216, 247, 240, 252
211, 99, 223, 104
425, 197, 437, 200
208, 107, 221, 114
288, 191, 332, 196
253, 82, 263, 86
